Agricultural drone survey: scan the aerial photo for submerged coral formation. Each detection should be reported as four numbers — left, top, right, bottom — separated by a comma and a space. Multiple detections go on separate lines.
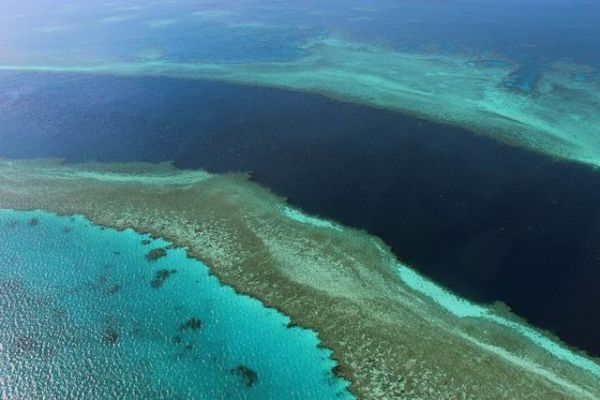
178, 318, 202, 331
2, 36, 600, 167
150, 269, 177, 289
145, 247, 167, 261
0, 159, 598, 399
232, 365, 259, 388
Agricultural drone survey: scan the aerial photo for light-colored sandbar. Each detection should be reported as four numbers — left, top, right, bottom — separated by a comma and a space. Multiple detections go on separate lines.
2, 36, 600, 167
0, 159, 598, 400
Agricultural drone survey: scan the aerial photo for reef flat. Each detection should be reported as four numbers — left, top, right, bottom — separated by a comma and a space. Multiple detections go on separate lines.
0, 159, 598, 399
2, 36, 600, 167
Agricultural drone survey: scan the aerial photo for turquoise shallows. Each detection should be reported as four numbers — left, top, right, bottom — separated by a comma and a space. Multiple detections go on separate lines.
0, 209, 353, 399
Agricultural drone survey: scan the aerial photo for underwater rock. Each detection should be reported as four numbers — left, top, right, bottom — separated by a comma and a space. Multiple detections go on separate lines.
27, 218, 39, 226
105, 284, 122, 294
146, 247, 167, 261
331, 364, 349, 377
15, 336, 34, 352
103, 328, 119, 345
141, 239, 152, 245
150, 269, 177, 288
232, 365, 259, 388
332, 365, 342, 376
178, 317, 202, 331
286, 321, 298, 328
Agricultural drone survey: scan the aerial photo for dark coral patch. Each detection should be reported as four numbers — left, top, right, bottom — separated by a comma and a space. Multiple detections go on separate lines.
150, 269, 177, 288
15, 336, 35, 352
331, 364, 347, 377
146, 247, 167, 261
178, 317, 202, 331
27, 218, 39, 226
105, 284, 122, 294
141, 239, 152, 245
102, 328, 119, 345
232, 365, 259, 388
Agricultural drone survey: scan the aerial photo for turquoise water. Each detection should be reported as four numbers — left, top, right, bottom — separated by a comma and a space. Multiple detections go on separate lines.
0, 209, 352, 399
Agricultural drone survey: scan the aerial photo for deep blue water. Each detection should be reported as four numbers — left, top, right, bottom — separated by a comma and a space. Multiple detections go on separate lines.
0, 72, 599, 357
2, 0, 599, 95
0, 209, 352, 399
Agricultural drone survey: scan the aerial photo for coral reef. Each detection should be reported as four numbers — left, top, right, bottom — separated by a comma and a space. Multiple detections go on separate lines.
0, 159, 598, 399
146, 247, 167, 261
150, 269, 177, 289
232, 365, 259, 388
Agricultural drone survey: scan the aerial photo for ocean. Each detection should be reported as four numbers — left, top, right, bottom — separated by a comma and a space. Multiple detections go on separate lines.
1, 72, 598, 357
1, 0, 599, 397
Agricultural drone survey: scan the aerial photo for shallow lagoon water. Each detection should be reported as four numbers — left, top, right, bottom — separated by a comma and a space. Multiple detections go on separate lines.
0, 209, 352, 399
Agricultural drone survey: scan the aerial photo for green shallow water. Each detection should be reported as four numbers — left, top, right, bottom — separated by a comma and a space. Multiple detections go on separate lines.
0, 209, 352, 399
